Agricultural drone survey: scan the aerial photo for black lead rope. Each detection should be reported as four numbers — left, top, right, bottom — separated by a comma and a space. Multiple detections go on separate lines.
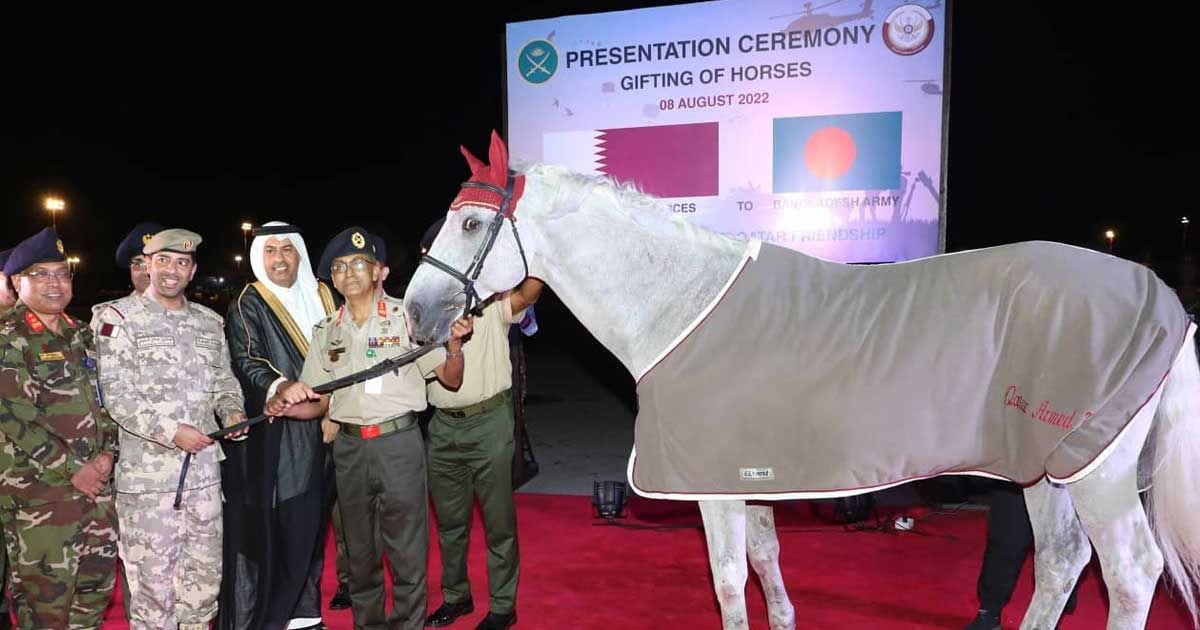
173, 343, 438, 509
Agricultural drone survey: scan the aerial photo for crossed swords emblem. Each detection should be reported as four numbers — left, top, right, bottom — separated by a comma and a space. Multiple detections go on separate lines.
524, 49, 553, 78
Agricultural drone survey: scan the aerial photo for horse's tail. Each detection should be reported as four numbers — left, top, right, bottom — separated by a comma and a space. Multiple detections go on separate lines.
1148, 325, 1200, 626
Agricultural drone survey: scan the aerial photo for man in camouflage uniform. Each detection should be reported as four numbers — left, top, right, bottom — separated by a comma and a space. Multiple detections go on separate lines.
0, 247, 16, 311
0, 246, 13, 630
0, 227, 120, 630
89, 221, 163, 624
95, 228, 246, 630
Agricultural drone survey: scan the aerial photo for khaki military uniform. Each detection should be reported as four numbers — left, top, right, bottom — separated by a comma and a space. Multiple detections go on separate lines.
300, 296, 444, 630
0, 304, 119, 630
95, 295, 244, 630
427, 297, 522, 616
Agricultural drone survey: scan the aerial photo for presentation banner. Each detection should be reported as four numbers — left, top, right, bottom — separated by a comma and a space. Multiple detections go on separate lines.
506, 0, 948, 263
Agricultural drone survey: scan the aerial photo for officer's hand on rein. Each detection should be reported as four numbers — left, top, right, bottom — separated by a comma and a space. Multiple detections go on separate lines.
173, 424, 215, 454
448, 316, 474, 348
224, 412, 250, 440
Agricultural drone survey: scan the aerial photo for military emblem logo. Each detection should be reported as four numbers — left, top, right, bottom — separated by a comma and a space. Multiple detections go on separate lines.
142, 233, 153, 245
352, 232, 366, 249
517, 39, 559, 85
183, 240, 193, 251
56, 239, 65, 253
883, 4, 936, 56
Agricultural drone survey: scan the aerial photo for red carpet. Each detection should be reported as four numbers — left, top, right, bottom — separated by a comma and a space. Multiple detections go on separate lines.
97, 493, 1192, 629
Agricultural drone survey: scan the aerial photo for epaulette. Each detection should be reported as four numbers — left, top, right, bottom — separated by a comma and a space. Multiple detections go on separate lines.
100, 295, 143, 321
383, 295, 405, 317
190, 302, 225, 325
313, 313, 335, 331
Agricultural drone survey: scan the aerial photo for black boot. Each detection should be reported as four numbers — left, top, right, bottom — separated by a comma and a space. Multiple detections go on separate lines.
963, 608, 1000, 630
328, 583, 351, 610
425, 600, 475, 627
475, 611, 516, 630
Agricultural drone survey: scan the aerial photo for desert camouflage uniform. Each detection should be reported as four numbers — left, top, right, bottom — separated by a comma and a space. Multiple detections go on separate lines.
95, 294, 244, 630
0, 303, 119, 630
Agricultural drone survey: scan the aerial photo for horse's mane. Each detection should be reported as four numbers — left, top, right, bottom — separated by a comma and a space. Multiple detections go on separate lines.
519, 162, 743, 251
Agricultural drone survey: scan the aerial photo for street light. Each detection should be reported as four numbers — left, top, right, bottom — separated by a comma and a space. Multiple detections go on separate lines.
66, 256, 80, 273
1105, 229, 1116, 253
1183, 216, 1190, 249
44, 197, 65, 229
234, 254, 243, 272
241, 222, 253, 252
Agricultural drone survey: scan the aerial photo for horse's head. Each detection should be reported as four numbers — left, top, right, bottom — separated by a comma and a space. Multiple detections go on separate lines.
404, 131, 532, 345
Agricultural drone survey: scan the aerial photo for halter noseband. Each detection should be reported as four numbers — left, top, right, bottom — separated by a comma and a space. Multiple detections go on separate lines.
419, 170, 529, 317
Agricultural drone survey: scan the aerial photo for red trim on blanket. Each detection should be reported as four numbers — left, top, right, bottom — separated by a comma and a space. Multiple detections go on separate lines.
629, 455, 1029, 496
635, 260, 754, 387
631, 314, 1194, 496
1049, 314, 1193, 481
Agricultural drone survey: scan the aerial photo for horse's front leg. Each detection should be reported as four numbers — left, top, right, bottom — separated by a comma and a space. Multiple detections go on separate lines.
746, 505, 795, 630
700, 500, 749, 629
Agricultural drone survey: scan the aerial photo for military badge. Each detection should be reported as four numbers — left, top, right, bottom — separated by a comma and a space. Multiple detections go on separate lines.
38, 351, 65, 361
56, 239, 65, 253
368, 336, 403, 348
352, 232, 366, 249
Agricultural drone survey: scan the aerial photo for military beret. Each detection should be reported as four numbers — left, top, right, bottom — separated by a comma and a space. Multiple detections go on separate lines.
3, 227, 66, 276
420, 217, 446, 253
0, 248, 12, 273
143, 228, 203, 256
317, 226, 376, 280
115, 221, 164, 268
370, 233, 389, 266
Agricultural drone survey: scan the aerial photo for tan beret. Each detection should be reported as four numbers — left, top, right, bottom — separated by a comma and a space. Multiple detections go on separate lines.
143, 228, 203, 256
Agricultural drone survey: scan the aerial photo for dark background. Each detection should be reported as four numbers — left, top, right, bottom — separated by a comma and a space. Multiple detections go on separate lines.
2, 1, 1196, 331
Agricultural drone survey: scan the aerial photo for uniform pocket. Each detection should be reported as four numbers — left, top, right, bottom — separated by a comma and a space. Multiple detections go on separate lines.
194, 337, 223, 366
135, 344, 182, 367
31, 358, 70, 388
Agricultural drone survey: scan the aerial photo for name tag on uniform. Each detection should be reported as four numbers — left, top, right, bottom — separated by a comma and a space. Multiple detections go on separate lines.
364, 376, 383, 395
136, 336, 175, 348
38, 351, 65, 361
195, 337, 222, 349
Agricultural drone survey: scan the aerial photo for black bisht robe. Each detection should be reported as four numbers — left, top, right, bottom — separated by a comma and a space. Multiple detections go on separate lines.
220, 282, 338, 630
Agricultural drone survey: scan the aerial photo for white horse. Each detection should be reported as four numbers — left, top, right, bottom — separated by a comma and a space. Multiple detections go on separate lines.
403, 133, 1200, 629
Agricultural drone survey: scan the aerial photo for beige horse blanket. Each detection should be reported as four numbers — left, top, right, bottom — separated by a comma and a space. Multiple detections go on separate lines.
630, 241, 1189, 499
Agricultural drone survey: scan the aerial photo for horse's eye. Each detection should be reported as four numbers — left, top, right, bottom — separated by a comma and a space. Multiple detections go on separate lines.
462, 217, 481, 232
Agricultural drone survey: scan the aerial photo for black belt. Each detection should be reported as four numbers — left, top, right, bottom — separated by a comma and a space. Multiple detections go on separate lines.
438, 390, 509, 419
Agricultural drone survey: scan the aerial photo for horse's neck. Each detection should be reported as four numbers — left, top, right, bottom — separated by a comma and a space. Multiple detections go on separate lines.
529, 199, 746, 378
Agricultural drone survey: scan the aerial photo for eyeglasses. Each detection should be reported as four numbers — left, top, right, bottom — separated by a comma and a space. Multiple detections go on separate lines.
330, 258, 373, 275
24, 269, 73, 282
130, 260, 148, 270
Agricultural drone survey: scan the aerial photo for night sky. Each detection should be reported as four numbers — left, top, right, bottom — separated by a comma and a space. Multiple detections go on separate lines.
3, 1, 1196, 307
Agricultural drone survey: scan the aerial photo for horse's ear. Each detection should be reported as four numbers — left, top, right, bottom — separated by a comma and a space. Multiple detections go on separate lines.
487, 130, 510, 181
460, 145, 487, 176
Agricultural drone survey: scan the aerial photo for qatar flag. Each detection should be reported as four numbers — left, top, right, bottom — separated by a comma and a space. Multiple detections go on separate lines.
773, 112, 903, 193
543, 122, 719, 198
